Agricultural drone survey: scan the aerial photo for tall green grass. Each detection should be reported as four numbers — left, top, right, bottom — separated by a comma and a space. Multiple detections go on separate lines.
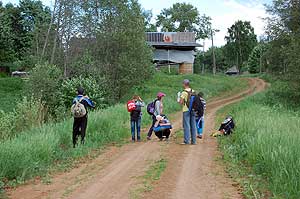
0, 78, 23, 112
0, 73, 247, 190
219, 90, 300, 198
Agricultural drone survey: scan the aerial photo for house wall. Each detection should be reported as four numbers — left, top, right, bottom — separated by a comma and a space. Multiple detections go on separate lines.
179, 63, 193, 74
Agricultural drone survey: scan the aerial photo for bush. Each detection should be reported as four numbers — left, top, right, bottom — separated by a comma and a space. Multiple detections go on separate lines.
27, 63, 64, 119
0, 97, 46, 140
60, 76, 106, 109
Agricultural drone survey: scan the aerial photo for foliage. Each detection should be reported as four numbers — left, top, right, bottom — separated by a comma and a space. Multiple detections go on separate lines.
0, 73, 247, 188
0, 0, 51, 66
247, 43, 268, 74
265, 0, 300, 94
94, 0, 154, 101
195, 46, 229, 74
60, 76, 106, 109
0, 97, 46, 140
27, 63, 64, 119
142, 9, 157, 32
225, 20, 257, 72
218, 87, 300, 198
156, 3, 211, 39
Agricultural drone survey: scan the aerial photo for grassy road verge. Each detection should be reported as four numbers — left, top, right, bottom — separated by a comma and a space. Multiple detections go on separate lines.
217, 84, 300, 198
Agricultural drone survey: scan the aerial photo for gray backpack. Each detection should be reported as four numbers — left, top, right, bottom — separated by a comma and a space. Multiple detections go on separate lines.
71, 97, 86, 118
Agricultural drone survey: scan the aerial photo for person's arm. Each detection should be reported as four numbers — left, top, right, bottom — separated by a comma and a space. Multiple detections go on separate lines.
155, 101, 161, 116
84, 96, 95, 108
179, 91, 186, 105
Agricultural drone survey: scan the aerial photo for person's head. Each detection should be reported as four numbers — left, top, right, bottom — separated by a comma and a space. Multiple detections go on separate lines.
157, 92, 166, 100
182, 79, 190, 89
198, 92, 204, 98
132, 95, 139, 101
156, 115, 163, 122
77, 87, 84, 95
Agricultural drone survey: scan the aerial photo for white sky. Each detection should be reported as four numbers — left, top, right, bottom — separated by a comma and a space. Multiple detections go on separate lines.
2, 0, 271, 49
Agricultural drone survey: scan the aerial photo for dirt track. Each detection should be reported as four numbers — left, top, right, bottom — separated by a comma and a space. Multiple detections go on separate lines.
8, 78, 267, 199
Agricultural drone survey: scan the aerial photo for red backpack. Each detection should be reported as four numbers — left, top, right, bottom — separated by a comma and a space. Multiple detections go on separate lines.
127, 100, 136, 112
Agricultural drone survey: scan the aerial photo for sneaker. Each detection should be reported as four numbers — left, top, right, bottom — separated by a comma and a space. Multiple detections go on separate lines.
180, 142, 189, 145
131, 140, 135, 143
197, 135, 203, 139
147, 136, 151, 140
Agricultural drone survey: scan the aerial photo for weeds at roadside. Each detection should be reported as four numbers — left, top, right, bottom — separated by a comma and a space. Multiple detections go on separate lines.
130, 158, 167, 199
216, 87, 300, 198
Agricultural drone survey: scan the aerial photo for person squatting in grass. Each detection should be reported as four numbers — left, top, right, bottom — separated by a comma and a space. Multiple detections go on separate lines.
71, 87, 95, 148
196, 92, 206, 139
178, 79, 197, 145
129, 95, 145, 142
147, 92, 166, 140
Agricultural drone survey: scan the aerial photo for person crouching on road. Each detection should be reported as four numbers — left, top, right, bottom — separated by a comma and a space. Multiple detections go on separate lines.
178, 79, 197, 145
71, 87, 95, 148
130, 95, 145, 142
147, 92, 166, 140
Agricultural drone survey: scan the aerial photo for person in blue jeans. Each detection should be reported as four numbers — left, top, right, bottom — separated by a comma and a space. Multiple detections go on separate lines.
130, 95, 144, 142
178, 79, 197, 145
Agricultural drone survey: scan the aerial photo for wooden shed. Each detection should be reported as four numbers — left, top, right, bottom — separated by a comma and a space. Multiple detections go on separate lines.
146, 32, 201, 74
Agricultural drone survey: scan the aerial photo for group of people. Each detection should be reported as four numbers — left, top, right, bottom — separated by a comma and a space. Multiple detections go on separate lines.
128, 79, 206, 145
70, 79, 208, 148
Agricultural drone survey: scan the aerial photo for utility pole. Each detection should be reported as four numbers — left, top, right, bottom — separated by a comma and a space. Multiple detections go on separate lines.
202, 41, 205, 74
210, 26, 219, 75
211, 28, 216, 75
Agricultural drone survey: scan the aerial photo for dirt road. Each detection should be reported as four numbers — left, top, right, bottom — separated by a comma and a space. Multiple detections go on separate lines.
8, 78, 266, 199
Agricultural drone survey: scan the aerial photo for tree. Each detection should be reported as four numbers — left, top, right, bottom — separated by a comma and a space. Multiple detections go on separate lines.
265, 0, 300, 96
0, 3, 16, 63
225, 20, 257, 72
156, 3, 211, 39
94, 0, 153, 101
248, 43, 267, 73
142, 9, 157, 32
194, 46, 229, 74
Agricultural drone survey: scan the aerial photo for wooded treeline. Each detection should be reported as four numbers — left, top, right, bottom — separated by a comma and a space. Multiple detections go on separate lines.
0, 0, 153, 102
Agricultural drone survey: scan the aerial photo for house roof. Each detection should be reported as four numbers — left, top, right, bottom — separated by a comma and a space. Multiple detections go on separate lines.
146, 32, 202, 48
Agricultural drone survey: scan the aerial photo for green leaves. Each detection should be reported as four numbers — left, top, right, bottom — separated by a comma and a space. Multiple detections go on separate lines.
155, 3, 212, 40
225, 20, 257, 72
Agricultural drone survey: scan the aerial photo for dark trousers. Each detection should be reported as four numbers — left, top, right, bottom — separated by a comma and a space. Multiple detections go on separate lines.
147, 115, 157, 137
155, 129, 171, 140
73, 116, 88, 147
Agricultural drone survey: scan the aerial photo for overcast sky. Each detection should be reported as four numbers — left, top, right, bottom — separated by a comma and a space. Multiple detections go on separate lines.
2, 0, 271, 49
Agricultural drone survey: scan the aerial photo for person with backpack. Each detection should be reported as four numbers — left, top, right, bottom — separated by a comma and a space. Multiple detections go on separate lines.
147, 92, 166, 140
71, 87, 95, 148
196, 92, 206, 139
178, 79, 197, 145
128, 95, 145, 142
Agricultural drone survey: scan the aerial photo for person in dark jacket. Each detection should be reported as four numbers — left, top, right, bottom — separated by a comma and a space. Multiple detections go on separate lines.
72, 87, 95, 148
130, 95, 145, 142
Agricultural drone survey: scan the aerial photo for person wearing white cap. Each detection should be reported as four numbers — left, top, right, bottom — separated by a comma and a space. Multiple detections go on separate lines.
147, 92, 166, 140
178, 79, 197, 145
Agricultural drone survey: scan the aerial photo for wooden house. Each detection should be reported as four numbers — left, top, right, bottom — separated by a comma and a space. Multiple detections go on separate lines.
146, 32, 201, 74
